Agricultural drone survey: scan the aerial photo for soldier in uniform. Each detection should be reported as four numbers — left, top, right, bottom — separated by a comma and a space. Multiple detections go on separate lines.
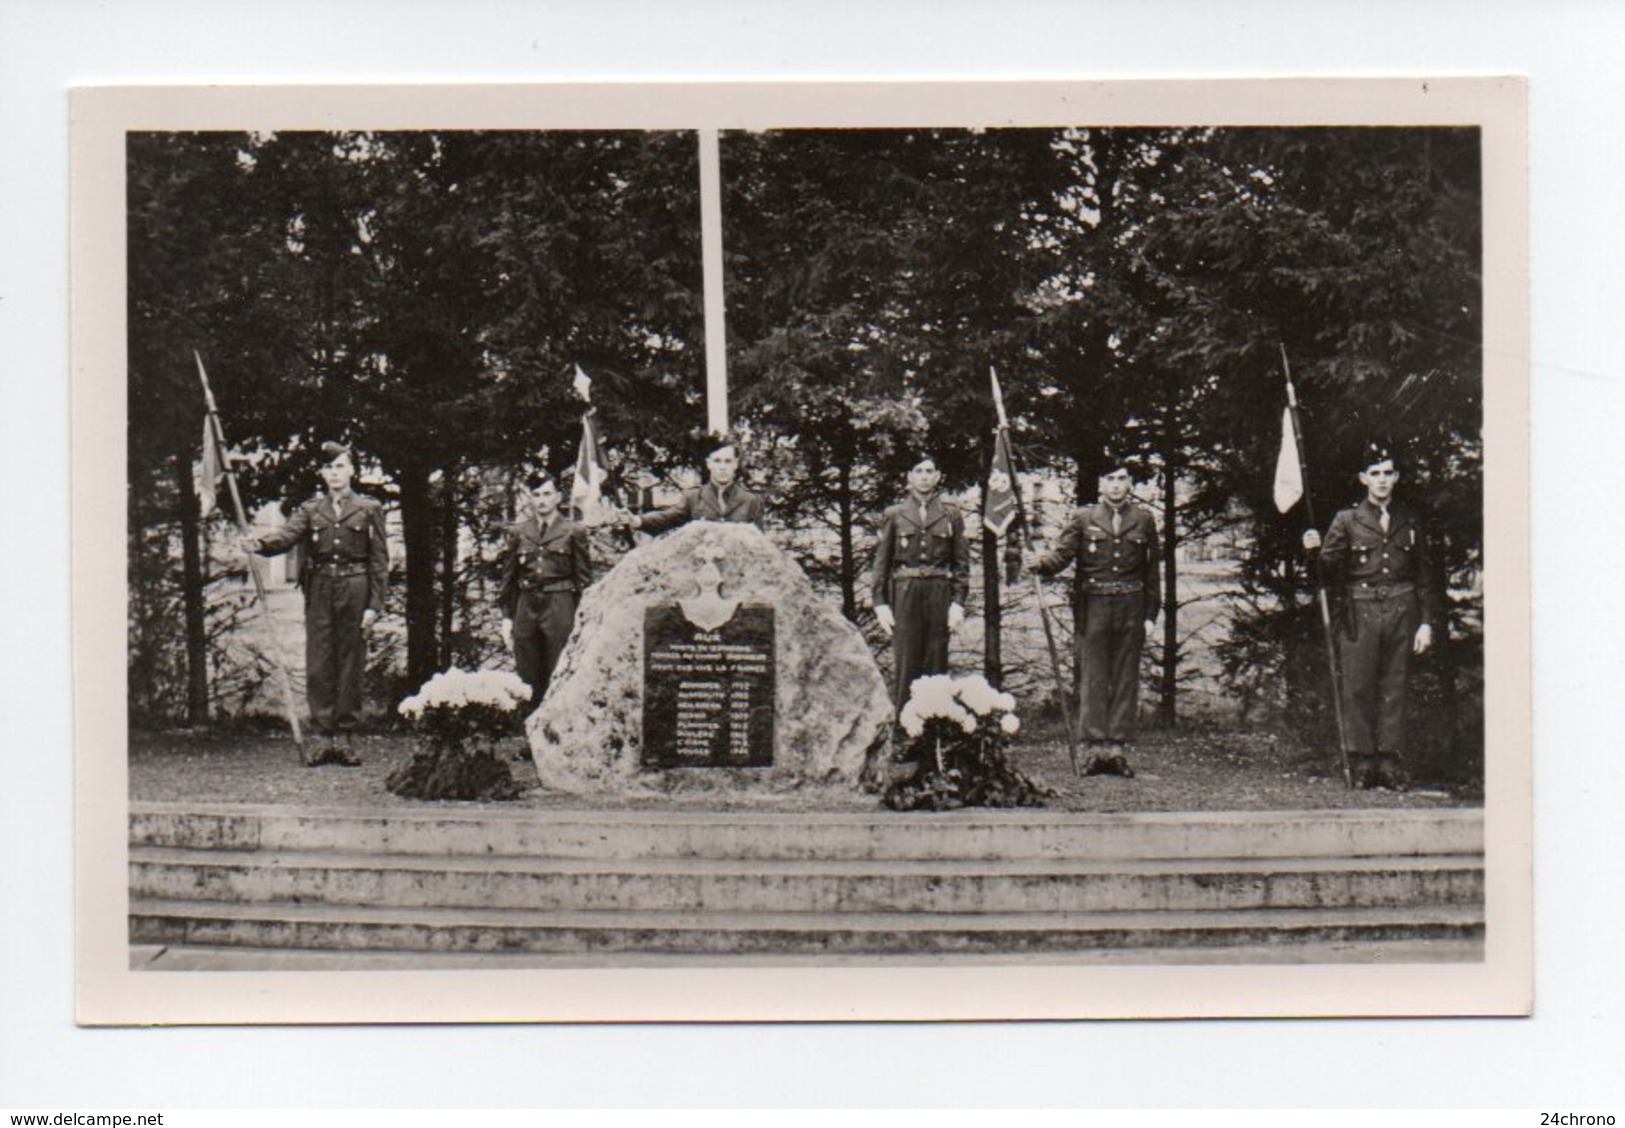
871, 456, 969, 715
247, 442, 388, 767
1302, 443, 1442, 790
1029, 456, 1160, 773
499, 471, 594, 719
623, 439, 765, 533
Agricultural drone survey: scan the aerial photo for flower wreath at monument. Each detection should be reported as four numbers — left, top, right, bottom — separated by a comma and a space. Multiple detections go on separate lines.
883, 674, 1052, 812
386, 667, 531, 801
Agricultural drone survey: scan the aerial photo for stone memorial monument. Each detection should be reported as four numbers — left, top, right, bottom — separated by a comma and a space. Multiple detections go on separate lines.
526, 522, 892, 793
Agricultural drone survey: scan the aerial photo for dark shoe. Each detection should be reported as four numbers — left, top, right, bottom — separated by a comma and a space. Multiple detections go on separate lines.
303, 742, 361, 767
1370, 760, 1408, 792
1083, 753, 1135, 778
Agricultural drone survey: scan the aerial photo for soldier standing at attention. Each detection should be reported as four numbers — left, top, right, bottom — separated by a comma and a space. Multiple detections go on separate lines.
624, 439, 765, 533
499, 472, 594, 718
1029, 455, 1160, 774
871, 455, 969, 714
1302, 443, 1442, 790
247, 441, 388, 767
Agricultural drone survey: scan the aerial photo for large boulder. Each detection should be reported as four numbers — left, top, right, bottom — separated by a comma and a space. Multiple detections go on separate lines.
526, 522, 893, 794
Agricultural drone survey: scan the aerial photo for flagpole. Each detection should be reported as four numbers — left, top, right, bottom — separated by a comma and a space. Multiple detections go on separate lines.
1280, 345, 1353, 788
195, 351, 304, 749
992, 367, 1081, 777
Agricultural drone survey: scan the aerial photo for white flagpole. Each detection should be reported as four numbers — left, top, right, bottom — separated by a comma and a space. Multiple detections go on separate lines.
698, 129, 728, 437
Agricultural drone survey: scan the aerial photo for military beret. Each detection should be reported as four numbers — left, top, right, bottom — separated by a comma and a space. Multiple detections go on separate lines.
318, 441, 353, 466
524, 469, 557, 492
1360, 440, 1399, 470
1099, 449, 1134, 476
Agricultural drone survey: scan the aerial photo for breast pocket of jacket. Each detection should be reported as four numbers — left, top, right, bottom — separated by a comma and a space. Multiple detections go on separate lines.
336, 512, 372, 554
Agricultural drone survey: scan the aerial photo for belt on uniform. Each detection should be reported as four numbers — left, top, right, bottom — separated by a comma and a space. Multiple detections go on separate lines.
1082, 579, 1143, 595
309, 560, 369, 577
1351, 581, 1415, 601
892, 566, 954, 580
522, 581, 578, 594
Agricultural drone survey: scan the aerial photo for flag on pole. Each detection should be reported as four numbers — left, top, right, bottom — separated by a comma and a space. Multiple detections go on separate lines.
984, 427, 1019, 537
570, 408, 612, 526
197, 414, 225, 518
1273, 406, 1305, 514
573, 363, 593, 404
986, 365, 1023, 582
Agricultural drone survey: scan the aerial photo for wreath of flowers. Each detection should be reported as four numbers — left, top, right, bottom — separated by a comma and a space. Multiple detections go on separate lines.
396, 667, 532, 749
885, 674, 1050, 811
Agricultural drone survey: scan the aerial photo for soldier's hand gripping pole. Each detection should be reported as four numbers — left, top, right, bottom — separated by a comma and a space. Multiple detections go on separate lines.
1281, 345, 1352, 788
195, 350, 304, 750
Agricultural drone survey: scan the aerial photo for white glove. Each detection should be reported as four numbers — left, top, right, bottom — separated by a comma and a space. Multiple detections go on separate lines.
500, 619, 514, 647
874, 605, 895, 635
948, 602, 965, 632
1301, 529, 1322, 551
1413, 623, 1433, 655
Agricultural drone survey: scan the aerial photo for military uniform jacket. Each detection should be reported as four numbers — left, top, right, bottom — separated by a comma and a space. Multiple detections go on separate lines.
638, 481, 765, 534
870, 492, 970, 607
1034, 501, 1162, 620
1319, 499, 1443, 627
498, 515, 594, 619
255, 490, 389, 612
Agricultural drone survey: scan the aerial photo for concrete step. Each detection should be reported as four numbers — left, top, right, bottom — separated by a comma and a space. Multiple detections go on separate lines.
129, 803, 1483, 862
130, 845, 1485, 915
131, 935, 1488, 969
129, 898, 1485, 955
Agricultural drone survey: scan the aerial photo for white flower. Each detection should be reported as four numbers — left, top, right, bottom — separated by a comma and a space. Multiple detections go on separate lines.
904, 674, 960, 720
954, 674, 1001, 716
1000, 713, 1020, 735
400, 667, 532, 717
959, 713, 978, 734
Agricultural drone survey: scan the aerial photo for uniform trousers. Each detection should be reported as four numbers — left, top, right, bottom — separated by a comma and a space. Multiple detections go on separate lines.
1076, 591, 1145, 743
889, 576, 953, 712
304, 570, 370, 736
1340, 596, 1418, 758
513, 589, 579, 709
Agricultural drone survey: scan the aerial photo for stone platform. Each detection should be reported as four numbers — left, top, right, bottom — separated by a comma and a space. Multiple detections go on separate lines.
128, 802, 1485, 965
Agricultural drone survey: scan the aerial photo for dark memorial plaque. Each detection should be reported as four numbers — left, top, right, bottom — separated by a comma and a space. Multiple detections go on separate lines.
643, 604, 775, 768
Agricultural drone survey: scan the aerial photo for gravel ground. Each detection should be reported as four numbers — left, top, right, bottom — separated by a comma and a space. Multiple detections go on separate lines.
129, 723, 1480, 813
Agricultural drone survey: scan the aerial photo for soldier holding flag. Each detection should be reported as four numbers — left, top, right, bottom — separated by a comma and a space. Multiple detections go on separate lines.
623, 437, 765, 533
245, 441, 389, 767
499, 471, 594, 723
1302, 442, 1443, 790
1028, 453, 1161, 773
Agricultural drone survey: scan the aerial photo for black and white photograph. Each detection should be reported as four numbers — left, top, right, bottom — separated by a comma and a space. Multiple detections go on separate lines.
72, 78, 1529, 1024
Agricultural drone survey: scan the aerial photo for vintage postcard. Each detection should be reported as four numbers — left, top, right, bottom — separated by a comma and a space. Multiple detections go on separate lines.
73, 78, 1529, 1024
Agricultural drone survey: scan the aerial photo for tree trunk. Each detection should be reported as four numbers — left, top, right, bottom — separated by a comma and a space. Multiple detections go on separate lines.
438, 470, 458, 667
1158, 434, 1179, 727
174, 443, 209, 725
982, 524, 1002, 686
396, 460, 440, 687
836, 454, 857, 622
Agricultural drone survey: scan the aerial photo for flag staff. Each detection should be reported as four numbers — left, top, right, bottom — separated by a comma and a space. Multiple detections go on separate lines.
991, 367, 1081, 777
195, 350, 304, 749
1279, 345, 1353, 788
